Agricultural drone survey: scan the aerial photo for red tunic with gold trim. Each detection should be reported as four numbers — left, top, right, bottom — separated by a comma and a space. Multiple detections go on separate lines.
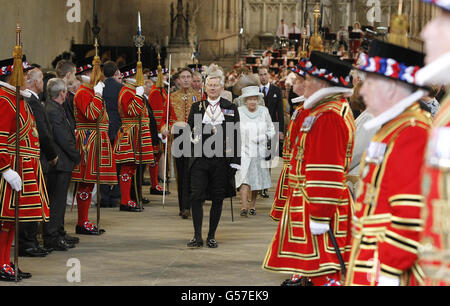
419, 96, 450, 286
263, 94, 355, 278
113, 84, 154, 164
346, 103, 431, 286
148, 85, 176, 132
0, 86, 50, 222
71, 84, 117, 184
270, 104, 305, 221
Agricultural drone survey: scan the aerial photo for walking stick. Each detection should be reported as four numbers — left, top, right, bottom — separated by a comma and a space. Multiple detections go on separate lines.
230, 197, 234, 222
328, 229, 346, 283
10, 24, 24, 283
162, 54, 172, 208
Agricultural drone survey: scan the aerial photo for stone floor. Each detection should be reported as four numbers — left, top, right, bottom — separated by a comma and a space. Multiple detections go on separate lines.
5, 164, 288, 286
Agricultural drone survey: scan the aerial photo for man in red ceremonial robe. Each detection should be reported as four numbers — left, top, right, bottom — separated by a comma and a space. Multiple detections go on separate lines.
345, 40, 431, 286
415, 0, 450, 286
114, 64, 155, 212
263, 52, 355, 286
0, 57, 49, 281
72, 71, 117, 234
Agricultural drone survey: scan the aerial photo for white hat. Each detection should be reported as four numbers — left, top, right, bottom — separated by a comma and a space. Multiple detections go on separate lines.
238, 86, 264, 106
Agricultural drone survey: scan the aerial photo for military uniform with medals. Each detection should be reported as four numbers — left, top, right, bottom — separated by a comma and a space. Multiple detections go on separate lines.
345, 40, 432, 286
170, 87, 202, 215
0, 57, 49, 280
270, 68, 306, 221
263, 53, 355, 285
415, 0, 450, 286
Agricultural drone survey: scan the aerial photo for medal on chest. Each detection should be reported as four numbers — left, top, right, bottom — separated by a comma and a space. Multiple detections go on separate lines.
426, 127, 450, 169
365, 141, 388, 164
300, 115, 317, 133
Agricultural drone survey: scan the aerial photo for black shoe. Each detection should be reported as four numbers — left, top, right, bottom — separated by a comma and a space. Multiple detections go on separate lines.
63, 234, 80, 244
36, 244, 53, 254
142, 197, 150, 204
44, 239, 73, 251
75, 222, 105, 235
0, 264, 19, 282
10, 263, 31, 279
282, 277, 314, 286
187, 237, 203, 248
150, 188, 164, 195
261, 189, 269, 198
18, 247, 48, 257
206, 238, 218, 248
120, 205, 143, 212
181, 209, 190, 219
249, 208, 256, 216
120, 201, 142, 212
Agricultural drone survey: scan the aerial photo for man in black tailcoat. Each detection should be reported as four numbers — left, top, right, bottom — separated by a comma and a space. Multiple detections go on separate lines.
183, 66, 241, 249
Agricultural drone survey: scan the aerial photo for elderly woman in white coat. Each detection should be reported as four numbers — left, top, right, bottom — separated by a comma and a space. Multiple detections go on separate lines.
235, 86, 276, 217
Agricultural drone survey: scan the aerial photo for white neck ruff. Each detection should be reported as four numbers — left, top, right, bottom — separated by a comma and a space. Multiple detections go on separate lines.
0, 81, 31, 98
304, 87, 353, 110
416, 51, 450, 86
363, 89, 427, 131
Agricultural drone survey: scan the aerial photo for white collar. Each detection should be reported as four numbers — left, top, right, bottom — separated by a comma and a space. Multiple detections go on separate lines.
261, 83, 270, 89
363, 90, 427, 131
291, 95, 305, 104
25, 89, 39, 100
207, 97, 221, 106
81, 75, 90, 83
304, 87, 353, 110
416, 51, 450, 86
0, 81, 32, 98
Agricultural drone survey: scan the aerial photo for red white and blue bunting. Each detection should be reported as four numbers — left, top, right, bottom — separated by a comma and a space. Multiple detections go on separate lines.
76, 64, 93, 74
299, 58, 351, 87
358, 54, 421, 86
148, 68, 169, 77
122, 68, 137, 78
0, 61, 32, 76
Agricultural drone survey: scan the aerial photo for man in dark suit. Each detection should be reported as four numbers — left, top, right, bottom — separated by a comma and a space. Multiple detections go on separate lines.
55, 59, 78, 129
184, 68, 240, 249
18, 67, 58, 257
43, 78, 81, 251
258, 66, 284, 198
100, 61, 123, 207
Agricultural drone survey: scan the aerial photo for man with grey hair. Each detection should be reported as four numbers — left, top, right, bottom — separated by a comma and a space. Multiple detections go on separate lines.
43, 78, 81, 251
185, 65, 241, 248
18, 67, 59, 258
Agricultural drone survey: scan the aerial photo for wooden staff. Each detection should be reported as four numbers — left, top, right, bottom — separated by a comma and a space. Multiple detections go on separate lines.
134, 11, 145, 211
93, 37, 102, 229
162, 55, 172, 208
9, 24, 24, 282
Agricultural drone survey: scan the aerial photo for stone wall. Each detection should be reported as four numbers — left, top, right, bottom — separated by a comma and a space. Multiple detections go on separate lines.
0, 0, 438, 69
1, 0, 94, 69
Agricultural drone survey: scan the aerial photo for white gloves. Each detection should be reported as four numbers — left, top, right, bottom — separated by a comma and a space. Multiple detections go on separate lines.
2, 169, 22, 192
309, 220, 330, 235
94, 82, 105, 96
230, 164, 241, 170
377, 275, 400, 286
136, 86, 145, 97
